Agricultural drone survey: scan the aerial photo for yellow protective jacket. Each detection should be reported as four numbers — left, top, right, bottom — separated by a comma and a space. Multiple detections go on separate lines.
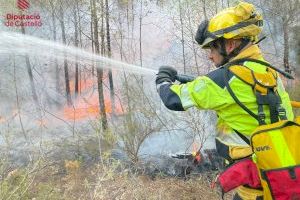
158, 44, 294, 161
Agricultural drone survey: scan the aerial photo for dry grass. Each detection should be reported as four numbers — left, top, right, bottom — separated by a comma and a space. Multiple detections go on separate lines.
0, 158, 235, 200
98, 175, 219, 200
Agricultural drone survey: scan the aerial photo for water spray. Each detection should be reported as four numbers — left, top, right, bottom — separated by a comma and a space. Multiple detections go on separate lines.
0, 31, 157, 76
0, 31, 200, 83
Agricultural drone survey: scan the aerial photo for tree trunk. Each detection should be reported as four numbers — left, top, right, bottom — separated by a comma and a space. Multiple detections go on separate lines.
59, 3, 72, 105
105, 0, 115, 115
77, 0, 83, 94
214, 0, 218, 14
13, 57, 28, 141
139, 0, 143, 69
74, 2, 79, 96
202, 0, 208, 20
100, 0, 105, 55
138, 0, 144, 95
283, 19, 291, 74
187, 8, 200, 75
92, 0, 108, 130
50, 0, 60, 102
118, 12, 124, 61
19, 12, 38, 105
90, 0, 95, 76
178, 0, 186, 73
118, 10, 132, 115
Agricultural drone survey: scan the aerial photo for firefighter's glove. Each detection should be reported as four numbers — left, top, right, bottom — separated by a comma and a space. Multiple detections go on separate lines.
156, 66, 178, 85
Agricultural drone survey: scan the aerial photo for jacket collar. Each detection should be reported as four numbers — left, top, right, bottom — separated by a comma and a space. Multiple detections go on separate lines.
230, 44, 264, 61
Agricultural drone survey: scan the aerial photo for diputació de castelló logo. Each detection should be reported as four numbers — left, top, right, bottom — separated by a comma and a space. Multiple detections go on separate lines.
17, 0, 30, 10
4, 0, 42, 27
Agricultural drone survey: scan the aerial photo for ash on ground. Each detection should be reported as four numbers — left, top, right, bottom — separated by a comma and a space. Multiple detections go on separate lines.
113, 149, 224, 179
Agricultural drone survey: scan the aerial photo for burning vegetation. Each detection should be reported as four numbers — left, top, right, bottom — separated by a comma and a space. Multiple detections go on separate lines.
63, 76, 124, 121
1, 0, 300, 199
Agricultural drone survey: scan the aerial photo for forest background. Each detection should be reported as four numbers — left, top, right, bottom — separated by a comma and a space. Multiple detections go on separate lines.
0, 0, 299, 199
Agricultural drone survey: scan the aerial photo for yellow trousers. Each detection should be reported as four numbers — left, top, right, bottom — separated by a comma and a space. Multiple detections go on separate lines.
235, 186, 263, 200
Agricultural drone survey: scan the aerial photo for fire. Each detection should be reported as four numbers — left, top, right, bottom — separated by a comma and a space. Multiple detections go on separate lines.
63, 77, 123, 121
191, 142, 201, 163
63, 96, 123, 120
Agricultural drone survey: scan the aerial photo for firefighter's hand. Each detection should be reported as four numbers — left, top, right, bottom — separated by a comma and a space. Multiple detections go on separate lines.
156, 66, 178, 84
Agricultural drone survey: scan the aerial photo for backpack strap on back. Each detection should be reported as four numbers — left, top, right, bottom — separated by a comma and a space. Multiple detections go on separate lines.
223, 58, 288, 126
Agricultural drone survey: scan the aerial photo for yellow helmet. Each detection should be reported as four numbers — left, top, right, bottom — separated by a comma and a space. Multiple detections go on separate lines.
195, 2, 263, 48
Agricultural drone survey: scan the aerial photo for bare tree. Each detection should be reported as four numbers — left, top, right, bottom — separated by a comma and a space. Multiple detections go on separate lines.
59, 2, 72, 105
202, 0, 208, 20
259, 0, 300, 75
114, 82, 163, 163
13, 57, 28, 141
105, 0, 116, 115
92, 0, 108, 130
186, 6, 200, 75
178, 0, 186, 73
73, 0, 80, 96
50, 0, 61, 101
18, 11, 39, 105
90, 0, 95, 76
214, 0, 218, 14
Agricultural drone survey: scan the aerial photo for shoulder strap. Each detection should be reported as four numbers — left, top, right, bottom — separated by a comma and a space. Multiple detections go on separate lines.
223, 63, 265, 125
228, 58, 294, 79
223, 59, 287, 125
222, 58, 290, 146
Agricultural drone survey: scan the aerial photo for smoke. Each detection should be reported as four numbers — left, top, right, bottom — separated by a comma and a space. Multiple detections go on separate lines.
0, 0, 218, 168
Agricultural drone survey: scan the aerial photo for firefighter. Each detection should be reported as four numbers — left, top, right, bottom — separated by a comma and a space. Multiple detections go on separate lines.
155, 2, 294, 200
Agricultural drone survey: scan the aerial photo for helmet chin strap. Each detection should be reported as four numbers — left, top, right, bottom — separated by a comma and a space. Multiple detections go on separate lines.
216, 38, 250, 67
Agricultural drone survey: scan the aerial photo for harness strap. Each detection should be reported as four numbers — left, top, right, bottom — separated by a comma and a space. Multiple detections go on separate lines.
256, 91, 278, 124
278, 106, 287, 120
234, 58, 294, 79
223, 62, 260, 124
234, 129, 251, 145
223, 59, 288, 126
256, 94, 266, 125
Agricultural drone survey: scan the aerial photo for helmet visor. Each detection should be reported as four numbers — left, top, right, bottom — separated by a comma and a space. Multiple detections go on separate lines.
195, 20, 209, 46
195, 20, 218, 48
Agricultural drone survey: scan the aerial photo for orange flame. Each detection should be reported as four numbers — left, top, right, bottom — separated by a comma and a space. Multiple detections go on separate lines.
192, 142, 201, 163
63, 77, 123, 121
